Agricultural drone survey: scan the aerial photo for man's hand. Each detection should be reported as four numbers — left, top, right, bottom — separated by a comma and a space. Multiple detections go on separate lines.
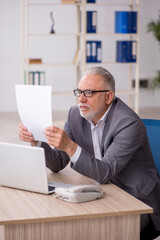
44, 126, 77, 157
18, 123, 38, 146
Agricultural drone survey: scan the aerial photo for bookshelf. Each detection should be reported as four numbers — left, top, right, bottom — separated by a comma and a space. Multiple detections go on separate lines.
22, 0, 80, 110
77, 0, 140, 113
22, 0, 140, 113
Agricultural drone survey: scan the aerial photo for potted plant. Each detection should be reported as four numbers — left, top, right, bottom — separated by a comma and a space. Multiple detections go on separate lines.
147, 11, 160, 88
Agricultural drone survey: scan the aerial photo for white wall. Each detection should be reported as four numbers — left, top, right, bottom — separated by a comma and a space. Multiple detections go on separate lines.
0, 0, 160, 112
139, 0, 160, 109
140, 0, 160, 79
0, 0, 22, 111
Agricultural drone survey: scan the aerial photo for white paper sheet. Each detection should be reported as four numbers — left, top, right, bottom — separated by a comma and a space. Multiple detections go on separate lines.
15, 84, 52, 142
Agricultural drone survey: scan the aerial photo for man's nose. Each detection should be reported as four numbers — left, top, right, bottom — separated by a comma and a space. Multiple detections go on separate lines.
78, 92, 87, 102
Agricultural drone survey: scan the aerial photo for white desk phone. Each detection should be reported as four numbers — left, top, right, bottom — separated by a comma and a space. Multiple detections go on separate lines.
54, 184, 104, 203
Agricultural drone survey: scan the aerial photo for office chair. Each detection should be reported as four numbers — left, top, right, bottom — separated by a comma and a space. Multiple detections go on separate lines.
142, 119, 160, 176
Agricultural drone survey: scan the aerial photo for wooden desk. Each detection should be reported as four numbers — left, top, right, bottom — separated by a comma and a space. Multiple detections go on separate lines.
0, 167, 152, 240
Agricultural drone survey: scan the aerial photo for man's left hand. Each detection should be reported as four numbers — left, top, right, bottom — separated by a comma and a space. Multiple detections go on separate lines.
44, 126, 77, 157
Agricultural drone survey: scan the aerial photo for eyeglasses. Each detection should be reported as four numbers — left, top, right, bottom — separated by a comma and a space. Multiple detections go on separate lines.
73, 89, 111, 98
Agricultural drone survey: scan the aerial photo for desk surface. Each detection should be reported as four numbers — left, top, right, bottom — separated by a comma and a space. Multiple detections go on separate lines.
0, 166, 152, 226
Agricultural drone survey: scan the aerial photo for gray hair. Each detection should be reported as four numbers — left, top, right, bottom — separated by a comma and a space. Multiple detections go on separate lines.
83, 66, 115, 93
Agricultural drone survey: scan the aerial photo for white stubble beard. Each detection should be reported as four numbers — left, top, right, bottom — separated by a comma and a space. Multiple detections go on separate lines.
78, 103, 97, 121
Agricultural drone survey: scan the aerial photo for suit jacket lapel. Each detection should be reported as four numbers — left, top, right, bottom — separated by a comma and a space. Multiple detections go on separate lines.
101, 98, 117, 156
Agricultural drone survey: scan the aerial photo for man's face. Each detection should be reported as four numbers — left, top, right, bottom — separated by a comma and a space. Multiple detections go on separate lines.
77, 74, 112, 124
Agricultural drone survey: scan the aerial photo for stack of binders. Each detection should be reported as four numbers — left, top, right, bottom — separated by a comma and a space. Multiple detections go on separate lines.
115, 11, 137, 62
78, 0, 96, 3
87, 11, 97, 33
116, 40, 136, 63
86, 41, 102, 63
24, 71, 45, 85
115, 11, 137, 33
87, 0, 96, 3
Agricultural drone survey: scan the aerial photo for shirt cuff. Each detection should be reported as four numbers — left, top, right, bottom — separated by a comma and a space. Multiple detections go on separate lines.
70, 145, 82, 164
37, 141, 42, 147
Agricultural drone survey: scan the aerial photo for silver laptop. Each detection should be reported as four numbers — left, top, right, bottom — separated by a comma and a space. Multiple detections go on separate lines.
0, 142, 72, 194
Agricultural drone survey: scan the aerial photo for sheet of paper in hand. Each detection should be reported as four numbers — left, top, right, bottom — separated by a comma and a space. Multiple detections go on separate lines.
15, 84, 52, 142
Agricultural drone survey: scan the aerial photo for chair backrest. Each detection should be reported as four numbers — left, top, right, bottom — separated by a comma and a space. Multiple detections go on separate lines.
142, 119, 160, 176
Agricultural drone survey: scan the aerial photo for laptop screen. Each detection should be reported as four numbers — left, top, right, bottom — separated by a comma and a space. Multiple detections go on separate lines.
0, 142, 52, 194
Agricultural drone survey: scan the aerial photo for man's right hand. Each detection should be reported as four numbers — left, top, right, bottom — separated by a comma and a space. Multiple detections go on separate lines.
18, 123, 38, 146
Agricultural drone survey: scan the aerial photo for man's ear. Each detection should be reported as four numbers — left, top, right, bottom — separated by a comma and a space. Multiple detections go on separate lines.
106, 91, 114, 104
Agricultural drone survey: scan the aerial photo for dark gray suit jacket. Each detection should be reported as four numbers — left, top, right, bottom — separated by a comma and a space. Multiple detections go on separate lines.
42, 97, 160, 231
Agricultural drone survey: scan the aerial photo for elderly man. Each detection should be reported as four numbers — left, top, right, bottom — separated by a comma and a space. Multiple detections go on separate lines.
19, 66, 160, 240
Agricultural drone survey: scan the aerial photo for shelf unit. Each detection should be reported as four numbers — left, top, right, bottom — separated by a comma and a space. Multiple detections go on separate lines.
78, 0, 140, 113
22, 1, 79, 99
22, 0, 140, 113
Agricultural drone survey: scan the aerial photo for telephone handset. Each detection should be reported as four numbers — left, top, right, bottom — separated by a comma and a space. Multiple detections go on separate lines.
54, 184, 104, 203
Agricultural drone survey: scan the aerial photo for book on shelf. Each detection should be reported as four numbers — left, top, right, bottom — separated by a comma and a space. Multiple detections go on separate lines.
87, 11, 97, 33
61, 0, 77, 3
116, 40, 136, 63
78, 0, 96, 3
39, 71, 45, 85
79, 10, 97, 34
33, 71, 40, 85
28, 71, 34, 85
29, 58, 42, 64
24, 71, 45, 85
86, 40, 102, 63
87, 0, 96, 3
115, 11, 137, 34
96, 41, 102, 62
